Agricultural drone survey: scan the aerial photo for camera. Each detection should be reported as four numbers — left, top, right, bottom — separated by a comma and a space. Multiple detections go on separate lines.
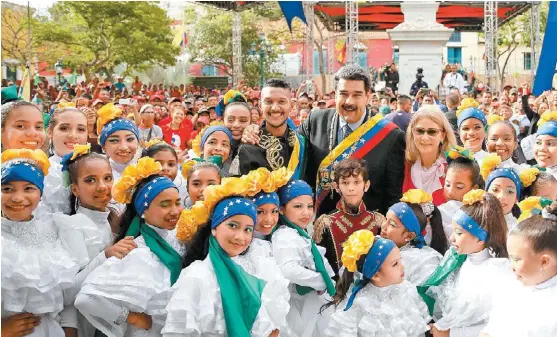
416, 67, 424, 80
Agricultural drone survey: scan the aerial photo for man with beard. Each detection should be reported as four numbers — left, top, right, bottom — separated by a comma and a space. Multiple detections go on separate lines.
232, 78, 305, 178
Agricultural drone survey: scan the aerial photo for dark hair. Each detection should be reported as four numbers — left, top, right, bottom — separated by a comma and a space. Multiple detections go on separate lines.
511, 201, 557, 257
116, 174, 165, 242
141, 142, 178, 160
397, 95, 411, 105
334, 64, 371, 93
447, 93, 460, 107
333, 158, 369, 184
1, 100, 42, 129
461, 193, 508, 257
224, 101, 251, 120
488, 120, 517, 143
185, 161, 222, 190
447, 157, 484, 189
263, 78, 291, 90
525, 172, 557, 198
407, 203, 448, 255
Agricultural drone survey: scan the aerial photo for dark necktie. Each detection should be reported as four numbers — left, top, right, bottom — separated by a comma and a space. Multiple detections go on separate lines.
341, 124, 353, 140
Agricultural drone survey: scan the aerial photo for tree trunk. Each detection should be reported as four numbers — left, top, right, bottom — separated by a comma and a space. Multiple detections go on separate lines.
499, 44, 519, 90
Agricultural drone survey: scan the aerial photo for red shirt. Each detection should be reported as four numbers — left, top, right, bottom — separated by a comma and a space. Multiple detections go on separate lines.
161, 119, 193, 150
402, 161, 447, 206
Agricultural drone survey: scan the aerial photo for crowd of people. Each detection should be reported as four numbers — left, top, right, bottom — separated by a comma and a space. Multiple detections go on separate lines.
1, 62, 557, 337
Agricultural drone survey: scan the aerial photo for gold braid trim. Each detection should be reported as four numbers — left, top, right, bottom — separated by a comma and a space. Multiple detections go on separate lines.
259, 128, 297, 171
312, 214, 332, 243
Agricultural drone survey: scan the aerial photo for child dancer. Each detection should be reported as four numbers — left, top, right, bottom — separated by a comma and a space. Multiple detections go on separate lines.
273, 180, 336, 337
521, 167, 557, 200
481, 200, 557, 336
419, 189, 512, 337
533, 110, 557, 178
181, 158, 222, 208
382, 189, 446, 285
191, 123, 234, 174
313, 158, 384, 275
1, 101, 46, 151
1, 149, 89, 337
455, 98, 488, 164
251, 191, 280, 255
75, 157, 185, 337
324, 230, 430, 337
485, 120, 522, 171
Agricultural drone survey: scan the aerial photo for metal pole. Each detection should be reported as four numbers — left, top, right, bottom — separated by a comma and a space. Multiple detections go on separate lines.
345, 1, 359, 64
259, 50, 264, 87
530, 1, 541, 80
484, 0, 498, 91
232, 12, 242, 87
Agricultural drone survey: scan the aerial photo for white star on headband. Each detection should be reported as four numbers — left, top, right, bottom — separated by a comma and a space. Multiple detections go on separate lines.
229, 201, 234, 206
223, 206, 228, 216
236, 199, 242, 204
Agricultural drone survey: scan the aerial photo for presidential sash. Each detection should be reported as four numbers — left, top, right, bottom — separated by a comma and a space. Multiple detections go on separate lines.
287, 118, 306, 180
315, 114, 397, 211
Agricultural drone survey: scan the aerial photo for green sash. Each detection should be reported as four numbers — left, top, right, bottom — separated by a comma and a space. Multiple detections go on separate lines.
417, 247, 467, 314
209, 236, 266, 337
278, 215, 336, 296
125, 217, 182, 285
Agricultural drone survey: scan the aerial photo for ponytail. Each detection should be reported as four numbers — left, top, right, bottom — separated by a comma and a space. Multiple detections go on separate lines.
408, 203, 448, 255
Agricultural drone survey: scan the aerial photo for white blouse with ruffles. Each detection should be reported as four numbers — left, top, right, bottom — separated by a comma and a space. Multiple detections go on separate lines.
37, 154, 72, 215
400, 244, 442, 286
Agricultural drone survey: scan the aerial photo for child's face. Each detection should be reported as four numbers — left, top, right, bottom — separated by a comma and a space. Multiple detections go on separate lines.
187, 167, 220, 204
212, 214, 254, 257
255, 204, 279, 236
1, 181, 41, 221
280, 195, 314, 229
507, 234, 556, 286
444, 167, 476, 202
152, 150, 178, 181
534, 135, 557, 168
533, 181, 557, 201
203, 131, 231, 163
459, 118, 485, 152
103, 130, 138, 164
371, 247, 405, 287
334, 174, 370, 207
1, 106, 46, 150
450, 222, 485, 255
381, 210, 415, 248
486, 123, 517, 161
487, 177, 518, 215
49, 110, 88, 157
70, 158, 113, 211
143, 188, 182, 230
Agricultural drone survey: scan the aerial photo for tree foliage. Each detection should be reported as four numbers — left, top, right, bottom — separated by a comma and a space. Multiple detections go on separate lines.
33, 1, 180, 79
1, 3, 34, 65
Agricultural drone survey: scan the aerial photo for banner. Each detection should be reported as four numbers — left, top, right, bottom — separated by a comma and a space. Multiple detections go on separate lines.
278, 1, 307, 32
533, 1, 557, 95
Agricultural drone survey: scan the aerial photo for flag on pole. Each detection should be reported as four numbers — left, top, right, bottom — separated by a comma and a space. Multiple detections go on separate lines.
19, 65, 32, 101
336, 40, 347, 64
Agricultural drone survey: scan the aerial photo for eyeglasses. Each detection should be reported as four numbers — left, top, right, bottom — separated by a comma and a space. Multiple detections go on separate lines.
413, 127, 443, 137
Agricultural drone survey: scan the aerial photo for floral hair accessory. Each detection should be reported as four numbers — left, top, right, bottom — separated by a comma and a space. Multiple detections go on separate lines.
111, 157, 162, 204
400, 189, 435, 218
486, 114, 504, 126
60, 143, 92, 186
480, 153, 502, 181
181, 157, 223, 180
144, 139, 164, 149
1, 149, 50, 195
462, 189, 486, 206
96, 103, 123, 132
176, 166, 293, 241
215, 90, 247, 117
341, 230, 375, 273
1, 149, 50, 175
537, 110, 557, 127
69, 143, 91, 161
456, 98, 480, 117
444, 145, 474, 163
518, 196, 554, 222
57, 102, 76, 109
519, 167, 540, 188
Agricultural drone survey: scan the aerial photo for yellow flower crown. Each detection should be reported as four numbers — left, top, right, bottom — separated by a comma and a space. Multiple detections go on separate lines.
111, 157, 162, 204
341, 230, 375, 273
191, 121, 225, 157
518, 196, 553, 222
176, 166, 292, 241
462, 189, 486, 206
486, 114, 504, 126
480, 153, 502, 181
57, 102, 76, 109
1, 149, 50, 175
455, 98, 480, 118
96, 103, 123, 133
400, 189, 432, 204
181, 159, 197, 180
70, 143, 91, 161
537, 110, 557, 127
445, 145, 475, 161
223, 89, 246, 105
519, 167, 540, 188
144, 139, 164, 149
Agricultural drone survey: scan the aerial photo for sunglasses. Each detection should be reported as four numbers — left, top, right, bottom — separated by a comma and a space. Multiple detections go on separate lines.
413, 127, 443, 137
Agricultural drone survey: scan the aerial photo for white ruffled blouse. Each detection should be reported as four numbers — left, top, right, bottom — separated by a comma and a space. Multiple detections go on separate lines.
482, 274, 557, 337
173, 173, 189, 208
427, 248, 513, 337
76, 225, 186, 337
473, 150, 488, 167
325, 280, 431, 337
1, 213, 90, 337
400, 245, 442, 286
438, 200, 462, 239
109, 158, 134, 214
162, 241, 291, 337
37, 154, 72, 215
504, 213, 519, 233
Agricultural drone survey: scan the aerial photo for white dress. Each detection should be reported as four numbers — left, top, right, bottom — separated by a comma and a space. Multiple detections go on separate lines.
474, 149, 488, 167
400, 245, 442, 286
162, 241, 291, 337
426, 248, 513, 337
504, 213, 518, 233
109, 158, 134, 214
272, 226, 336, 337
325, 280, 431, 337
37, 154, 72, 215
482, 274, 557, 337
1, 214, 89, 337
438, 200, 462, 239
75, 225, 186, 337
173, 173, 189, 207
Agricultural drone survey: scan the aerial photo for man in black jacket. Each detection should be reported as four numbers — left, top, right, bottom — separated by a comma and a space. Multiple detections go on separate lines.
383, 63, 400, 94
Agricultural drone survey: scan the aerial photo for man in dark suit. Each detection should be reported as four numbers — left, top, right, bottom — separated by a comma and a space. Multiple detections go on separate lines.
445, 92, 460, 133
299, 65, 406, 216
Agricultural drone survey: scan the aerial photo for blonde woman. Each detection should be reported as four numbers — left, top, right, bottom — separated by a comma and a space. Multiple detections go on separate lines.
402, 104, 457, 206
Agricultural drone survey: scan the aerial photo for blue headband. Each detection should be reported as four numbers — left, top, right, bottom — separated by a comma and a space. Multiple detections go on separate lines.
200, 126, 234, 151
537, 121, 557, 139
99, 118, 140, 147
211, 197, 257, 229
344, 238, 396, 311
486, 167, 522, 199
457, 107, 487, 128
1, 160, 45, 195
390, 202, 425, 248
133, 177, 177, 216
253, 191, 280, 207
453, 209, 488, 241
278, 180, 313, 206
